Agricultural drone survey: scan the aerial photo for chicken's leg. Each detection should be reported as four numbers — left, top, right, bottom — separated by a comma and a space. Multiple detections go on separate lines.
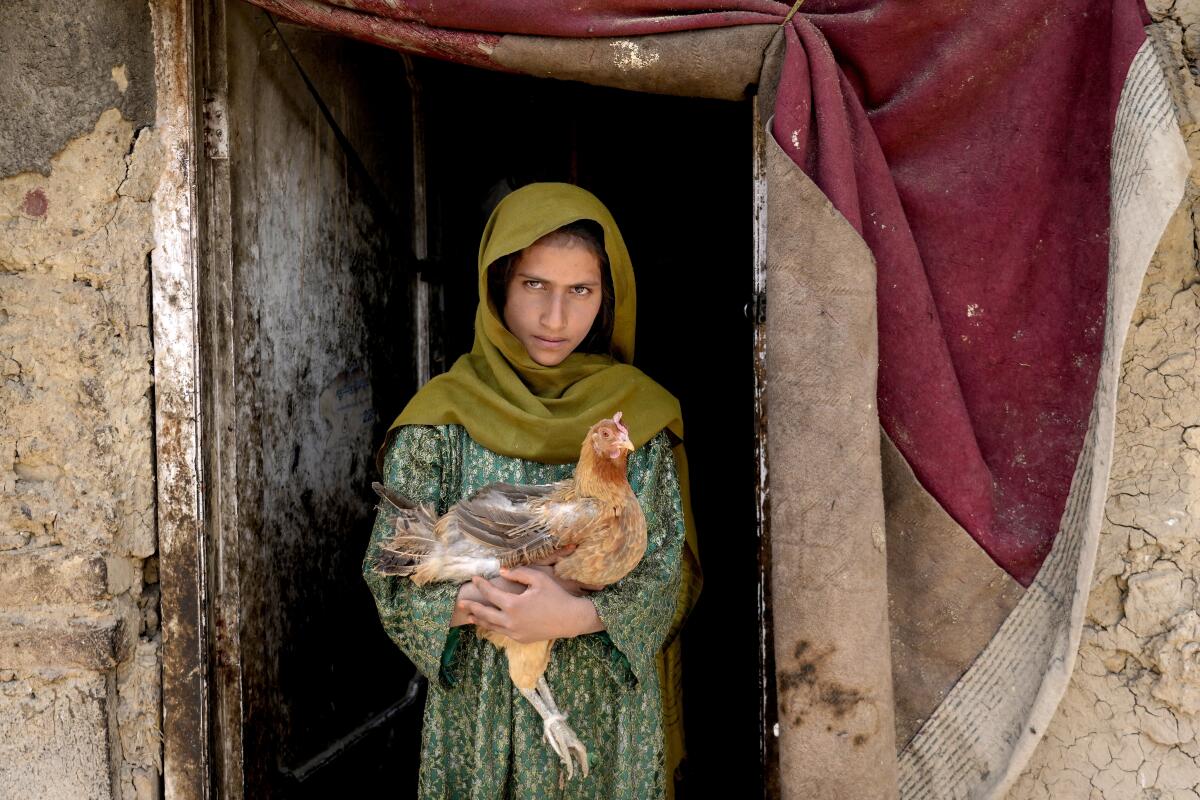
537, 677, 589, 778
518, 682, 589, 779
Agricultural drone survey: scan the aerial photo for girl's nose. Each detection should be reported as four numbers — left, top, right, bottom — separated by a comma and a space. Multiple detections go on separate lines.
541, 294, 566, 330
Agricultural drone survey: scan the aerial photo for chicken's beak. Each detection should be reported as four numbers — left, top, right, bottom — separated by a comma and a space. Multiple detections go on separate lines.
617, 435, 635, 453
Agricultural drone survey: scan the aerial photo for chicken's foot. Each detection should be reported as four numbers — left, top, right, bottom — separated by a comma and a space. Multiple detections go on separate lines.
518, 681, 589, 779
538, 677, 589, 778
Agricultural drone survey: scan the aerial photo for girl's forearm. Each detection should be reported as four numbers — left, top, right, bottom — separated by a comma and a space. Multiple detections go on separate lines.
564, 595, 605, 636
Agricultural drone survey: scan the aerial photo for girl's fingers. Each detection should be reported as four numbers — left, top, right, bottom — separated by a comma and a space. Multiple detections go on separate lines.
460, 600, 507, 631
498, 566, 544, 587
457, 582, 486, 605
472, 576, 514, 608
490, 575, 528, 595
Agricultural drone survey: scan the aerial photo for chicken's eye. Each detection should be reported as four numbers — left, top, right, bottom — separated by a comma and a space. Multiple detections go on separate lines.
600, 430, 610, 438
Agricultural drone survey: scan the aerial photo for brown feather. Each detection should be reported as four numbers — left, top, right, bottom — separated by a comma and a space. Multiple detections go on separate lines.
446, 480, 594, 558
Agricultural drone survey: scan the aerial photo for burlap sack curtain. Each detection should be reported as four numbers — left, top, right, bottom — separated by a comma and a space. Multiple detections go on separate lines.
238, 1, 1189, 797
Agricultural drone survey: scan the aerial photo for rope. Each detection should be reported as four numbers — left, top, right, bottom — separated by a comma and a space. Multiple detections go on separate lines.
261, 11, 413, 262
782, 0, 805, 25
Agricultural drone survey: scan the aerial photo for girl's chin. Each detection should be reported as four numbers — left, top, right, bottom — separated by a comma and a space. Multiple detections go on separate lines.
530, 352, 570, 367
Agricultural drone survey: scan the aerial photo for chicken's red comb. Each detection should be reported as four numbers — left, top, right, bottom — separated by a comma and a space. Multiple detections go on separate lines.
612, 411, 629, 438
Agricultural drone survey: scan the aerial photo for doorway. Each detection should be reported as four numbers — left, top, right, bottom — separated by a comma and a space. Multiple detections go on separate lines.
418, 55, 761, 797
200, 2, 762, 795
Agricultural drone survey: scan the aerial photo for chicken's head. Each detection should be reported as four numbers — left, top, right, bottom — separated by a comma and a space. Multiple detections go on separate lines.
589, 411, 635, 461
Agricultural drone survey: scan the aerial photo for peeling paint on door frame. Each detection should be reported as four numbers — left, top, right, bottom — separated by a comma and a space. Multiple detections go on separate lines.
751, 94, 780, 800
148, 0, 211, 798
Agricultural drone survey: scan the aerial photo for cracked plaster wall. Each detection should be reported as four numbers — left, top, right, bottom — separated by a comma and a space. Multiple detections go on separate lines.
0, 3, 162, 797
1007, 7, 1200, 799
0, 0, 155, 177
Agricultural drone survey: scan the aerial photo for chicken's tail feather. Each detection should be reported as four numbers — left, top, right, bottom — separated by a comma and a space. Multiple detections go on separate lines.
380, 535, 437, 558
372, 481, 442, 576
373, 550, 419, 577
373, 481, 419, 512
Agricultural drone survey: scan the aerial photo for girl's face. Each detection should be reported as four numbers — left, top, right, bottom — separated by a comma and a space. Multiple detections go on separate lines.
502, 239, 604, 367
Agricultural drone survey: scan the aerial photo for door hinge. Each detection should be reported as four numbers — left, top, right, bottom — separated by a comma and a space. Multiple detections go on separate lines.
745, 291, 767, 325
203, 96, 229, 161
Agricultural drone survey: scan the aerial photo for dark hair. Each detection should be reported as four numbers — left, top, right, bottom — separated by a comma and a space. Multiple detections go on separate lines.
486, 220, 616, 355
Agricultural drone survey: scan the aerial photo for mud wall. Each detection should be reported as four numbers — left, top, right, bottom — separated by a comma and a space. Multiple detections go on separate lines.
1008, 8, 1200, 799
0, 2, 162, 799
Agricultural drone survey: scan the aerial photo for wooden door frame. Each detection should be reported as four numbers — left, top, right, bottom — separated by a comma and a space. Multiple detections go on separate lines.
751, 96, 778, 799
150, 0, 211, 798
161, 1, 280, 796
152, 0, 245, 796
191, 0, 244, 796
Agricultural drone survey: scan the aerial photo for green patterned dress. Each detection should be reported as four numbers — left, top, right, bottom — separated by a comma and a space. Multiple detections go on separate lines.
363, 424, 685, 799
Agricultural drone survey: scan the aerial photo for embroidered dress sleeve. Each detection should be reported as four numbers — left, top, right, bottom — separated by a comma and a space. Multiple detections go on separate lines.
588, 431, 686, 689
362, 424, 463, 687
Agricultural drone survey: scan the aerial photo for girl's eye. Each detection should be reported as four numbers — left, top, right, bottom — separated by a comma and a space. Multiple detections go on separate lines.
571, 286, 592, 296
524, 280, 544, 290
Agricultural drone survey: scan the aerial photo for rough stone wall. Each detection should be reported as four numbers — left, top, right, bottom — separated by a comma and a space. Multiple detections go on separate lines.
1008, 8, 1200, 799
0, 3, 162, 798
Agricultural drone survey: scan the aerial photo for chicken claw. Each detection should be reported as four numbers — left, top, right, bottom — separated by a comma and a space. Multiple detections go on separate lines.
520, 683, 590, 778
538, 677, 589, 778
543, 713, 588, 779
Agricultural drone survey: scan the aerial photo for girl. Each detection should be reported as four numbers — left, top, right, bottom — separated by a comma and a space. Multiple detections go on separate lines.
363, 182, 700, 798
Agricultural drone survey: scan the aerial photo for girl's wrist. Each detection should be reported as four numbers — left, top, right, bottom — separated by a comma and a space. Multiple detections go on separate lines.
564, 595, 605, 637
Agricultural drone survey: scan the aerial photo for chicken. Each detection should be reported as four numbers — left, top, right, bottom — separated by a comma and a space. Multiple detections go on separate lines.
371, 412, 647, 778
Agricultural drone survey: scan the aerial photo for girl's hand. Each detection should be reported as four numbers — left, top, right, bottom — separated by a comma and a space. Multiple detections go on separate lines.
450, 581, 488, 627
458, 567, 605, 643
449, 568, 576, 628
449, 578, 528, 626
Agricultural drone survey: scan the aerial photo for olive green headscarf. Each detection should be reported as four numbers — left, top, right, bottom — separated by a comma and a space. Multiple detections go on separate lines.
382, 182, 700, 786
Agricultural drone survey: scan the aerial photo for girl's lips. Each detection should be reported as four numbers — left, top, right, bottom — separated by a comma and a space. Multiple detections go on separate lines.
533, 336, 569, 347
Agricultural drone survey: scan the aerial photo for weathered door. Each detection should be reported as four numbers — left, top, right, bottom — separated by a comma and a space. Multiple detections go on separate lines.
198, 1, 428, 795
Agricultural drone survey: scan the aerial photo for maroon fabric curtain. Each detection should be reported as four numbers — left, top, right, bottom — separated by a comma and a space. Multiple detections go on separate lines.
248, 0, 1150, 585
